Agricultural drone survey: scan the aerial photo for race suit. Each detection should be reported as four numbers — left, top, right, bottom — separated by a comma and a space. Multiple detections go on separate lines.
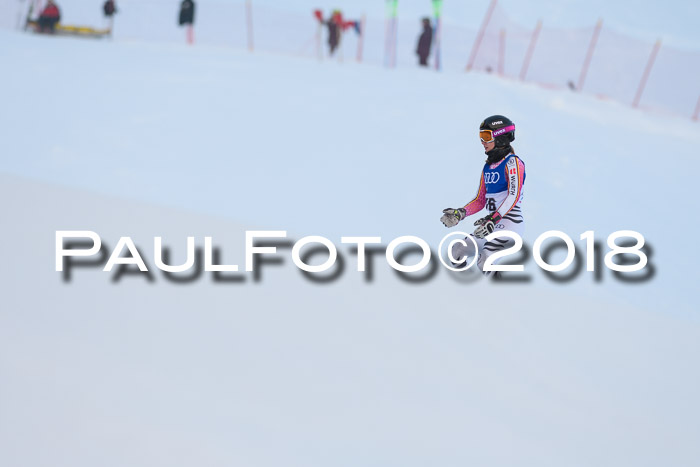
456, 153, 526, 272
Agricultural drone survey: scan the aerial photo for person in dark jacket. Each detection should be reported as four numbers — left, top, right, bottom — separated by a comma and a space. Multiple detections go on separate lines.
325, 10, 342, 55
37, 0, 61, 33
103, 0, 117, 17
178, 0, 195, 26
416, 17, 433, 67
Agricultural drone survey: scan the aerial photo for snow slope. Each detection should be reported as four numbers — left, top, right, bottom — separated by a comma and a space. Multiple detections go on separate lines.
1, 28, 698, 310
1, 27, 699, 467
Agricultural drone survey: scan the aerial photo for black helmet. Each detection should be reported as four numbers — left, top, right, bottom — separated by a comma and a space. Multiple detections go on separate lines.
480, 115, 515, 148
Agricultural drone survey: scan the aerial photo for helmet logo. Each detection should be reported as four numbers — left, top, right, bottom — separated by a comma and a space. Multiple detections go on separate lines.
492, 126, 514, 136
492, 120, 503, 125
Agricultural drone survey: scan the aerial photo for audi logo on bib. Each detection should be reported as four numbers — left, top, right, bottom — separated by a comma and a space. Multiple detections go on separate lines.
484, 172, 500, 184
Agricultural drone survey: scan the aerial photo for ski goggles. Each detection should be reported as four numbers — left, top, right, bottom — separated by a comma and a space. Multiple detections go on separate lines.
480, 125, 515, 143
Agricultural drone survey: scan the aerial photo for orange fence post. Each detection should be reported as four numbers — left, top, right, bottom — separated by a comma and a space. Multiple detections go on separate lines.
465, 0, 497, 71
632, 39, 662, 108
519, 19, 541, 81
577, 18, 603, 91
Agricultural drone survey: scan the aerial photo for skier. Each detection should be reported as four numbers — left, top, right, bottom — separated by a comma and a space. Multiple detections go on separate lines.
440, 115, 526, 274
416, 17, 433, 67
37, 0, 61, 33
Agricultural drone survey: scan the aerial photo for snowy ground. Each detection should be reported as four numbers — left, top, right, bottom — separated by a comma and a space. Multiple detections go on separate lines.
1, 27, 699, 467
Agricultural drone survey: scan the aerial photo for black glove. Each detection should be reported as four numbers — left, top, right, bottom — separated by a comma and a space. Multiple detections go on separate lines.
473, 212, 502, 238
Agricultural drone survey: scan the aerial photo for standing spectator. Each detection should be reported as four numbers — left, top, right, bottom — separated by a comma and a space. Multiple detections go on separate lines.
103, 0, 117, 17
37, 0, 61, 34
416, 17, 433, 67
103, 0, 117, 33
178, 0, 195, 26
325, 10, 343, 56
178, 0, 195, 44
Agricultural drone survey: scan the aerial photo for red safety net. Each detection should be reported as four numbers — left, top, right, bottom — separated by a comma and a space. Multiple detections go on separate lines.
465, 2, 700, 119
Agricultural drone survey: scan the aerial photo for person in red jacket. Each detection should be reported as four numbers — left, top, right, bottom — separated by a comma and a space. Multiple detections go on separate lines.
38, 0, 61, 33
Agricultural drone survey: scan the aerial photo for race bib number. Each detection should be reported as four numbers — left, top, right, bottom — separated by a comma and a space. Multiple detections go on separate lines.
486, 198, 497, 212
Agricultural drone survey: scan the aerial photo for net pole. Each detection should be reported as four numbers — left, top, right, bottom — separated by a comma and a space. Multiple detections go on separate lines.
384, 1, 395, 67
465, 0, 497, 71
577, 18, 603, 91
632, 39, 662, 108
432, 0, 443, 71
356, 15, 366, 62
498, 28, 505, 75
519, 19, 542, 81
391, 1, 398, 68
692, 95, 700, 121
246, 0, 254, 52
16, 0, 27, 30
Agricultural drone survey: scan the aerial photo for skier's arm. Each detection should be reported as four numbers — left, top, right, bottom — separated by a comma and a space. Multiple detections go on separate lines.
494, 156, 525, 219
463, 172, 486, 215
440, 172, 486, 228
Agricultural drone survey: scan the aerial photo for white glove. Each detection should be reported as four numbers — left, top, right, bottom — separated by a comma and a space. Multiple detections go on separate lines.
440, 208, 466, 227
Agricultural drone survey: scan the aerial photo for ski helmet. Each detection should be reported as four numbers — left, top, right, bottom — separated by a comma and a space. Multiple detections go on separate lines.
480, 115, 515, 148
